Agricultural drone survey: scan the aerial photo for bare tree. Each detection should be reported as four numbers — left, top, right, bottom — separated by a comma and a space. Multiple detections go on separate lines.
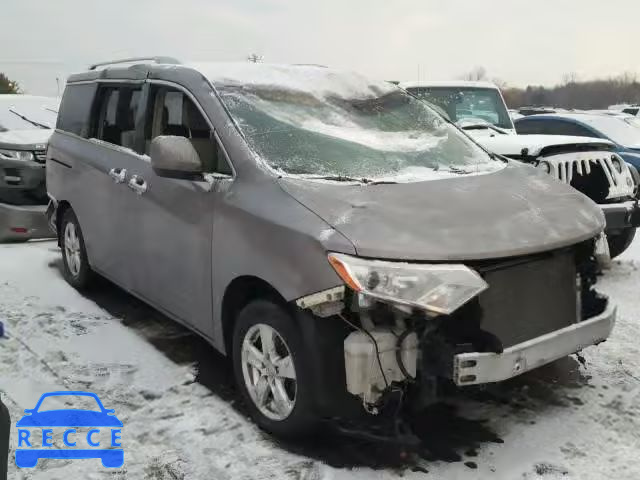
460, 66, 487, 82
503, 72, 640, 109
247, 53, 264, 64
491, 77, 508, 89
562, 72, 579, 85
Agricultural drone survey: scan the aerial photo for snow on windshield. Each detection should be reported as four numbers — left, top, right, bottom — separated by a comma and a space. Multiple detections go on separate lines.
0, 95, 59, 132
196, 63, 502, 181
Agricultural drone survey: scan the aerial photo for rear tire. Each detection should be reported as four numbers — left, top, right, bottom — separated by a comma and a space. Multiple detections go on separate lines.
607, 227, 636, 259
60, 208, 93, 289
232, 300, 318, 438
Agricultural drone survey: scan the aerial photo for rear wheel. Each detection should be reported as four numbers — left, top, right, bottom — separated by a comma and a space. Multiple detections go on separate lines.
232, 300, 318, 438
60, 208, 93, 289
607, 227, 636, 259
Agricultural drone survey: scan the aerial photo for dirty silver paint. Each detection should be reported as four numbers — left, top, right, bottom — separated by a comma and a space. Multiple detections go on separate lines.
279, 163, 604, 261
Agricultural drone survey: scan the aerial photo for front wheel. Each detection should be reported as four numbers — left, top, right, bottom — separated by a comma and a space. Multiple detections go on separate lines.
60, 208, 93, 289
607, 227, 636, 259
232, 300, 318, 438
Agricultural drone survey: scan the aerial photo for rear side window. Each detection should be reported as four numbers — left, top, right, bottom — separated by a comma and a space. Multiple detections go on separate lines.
514, 119, 546, 135
56, 83, 97, 137
92, 85, 143, 152
516, 119, 598, 138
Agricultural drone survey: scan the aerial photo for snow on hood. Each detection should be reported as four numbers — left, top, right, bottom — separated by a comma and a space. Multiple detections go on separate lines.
0, 129, 52, 149
469, 133, 613, 157
279, 163, 604, 261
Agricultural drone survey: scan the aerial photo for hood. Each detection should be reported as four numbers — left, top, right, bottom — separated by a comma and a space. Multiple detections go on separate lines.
279, 163, 604, 261
470, 133, 613, 157
0, 129, 52, 150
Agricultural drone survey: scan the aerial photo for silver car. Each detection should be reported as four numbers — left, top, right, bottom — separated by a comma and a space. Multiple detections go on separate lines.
47, 58, 615, 439
0, 95, 58, 241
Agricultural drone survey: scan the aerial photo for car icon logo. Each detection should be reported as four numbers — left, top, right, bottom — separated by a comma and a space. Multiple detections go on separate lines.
15, 391, 124, 468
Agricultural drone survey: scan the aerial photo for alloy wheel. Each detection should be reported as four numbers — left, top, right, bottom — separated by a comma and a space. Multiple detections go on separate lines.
241, 323, 297, 421
64, 222, 82, 277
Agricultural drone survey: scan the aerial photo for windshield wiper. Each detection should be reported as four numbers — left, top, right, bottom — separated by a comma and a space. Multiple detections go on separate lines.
367, 180, 398, 185
9, 109, 50, 129
304, 175, 373, 184
460, 123, 508, 135
447, 166, 472, 174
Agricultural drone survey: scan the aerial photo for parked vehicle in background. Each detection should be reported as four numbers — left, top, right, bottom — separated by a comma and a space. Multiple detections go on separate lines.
0, 95, 58, 241
48, 59, 615, 440
608, 104, 640, 116
399, 80, 516, 133
518, 106, 568, 116
509, 109, 524, 121
515, 113, 640, 171
403, 83, 640, 258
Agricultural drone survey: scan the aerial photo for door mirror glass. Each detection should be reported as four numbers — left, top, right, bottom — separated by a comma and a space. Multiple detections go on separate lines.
150, 135, 203, 179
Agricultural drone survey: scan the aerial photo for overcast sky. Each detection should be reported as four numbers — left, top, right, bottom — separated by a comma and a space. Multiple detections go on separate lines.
2, 0, 639, 97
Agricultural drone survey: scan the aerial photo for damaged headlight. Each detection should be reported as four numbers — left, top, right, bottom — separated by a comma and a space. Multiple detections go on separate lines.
0, 149, 34, 161
328, 253, 489, 315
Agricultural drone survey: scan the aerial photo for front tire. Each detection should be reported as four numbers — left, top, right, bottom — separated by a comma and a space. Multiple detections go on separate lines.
232, 300, 318, 438
60, 208, 93, 289
607, 227, 636, 259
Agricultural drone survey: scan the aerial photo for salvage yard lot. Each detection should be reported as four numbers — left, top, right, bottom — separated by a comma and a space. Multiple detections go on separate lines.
1, 240, 640, 480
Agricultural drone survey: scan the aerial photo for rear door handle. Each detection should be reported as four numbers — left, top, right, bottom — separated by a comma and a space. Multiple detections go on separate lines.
127, 175, 147, 195
109, 167, 127, 183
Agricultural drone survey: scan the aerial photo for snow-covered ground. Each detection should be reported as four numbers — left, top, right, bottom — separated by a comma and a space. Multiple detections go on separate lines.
1, 240, 639, 479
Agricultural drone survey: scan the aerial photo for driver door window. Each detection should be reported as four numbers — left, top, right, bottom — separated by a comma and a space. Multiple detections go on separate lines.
145, 86, 232, 175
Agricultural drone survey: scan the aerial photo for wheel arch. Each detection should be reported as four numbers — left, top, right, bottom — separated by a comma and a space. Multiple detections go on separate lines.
55, 200, 72, 246
221, 275, 288, 355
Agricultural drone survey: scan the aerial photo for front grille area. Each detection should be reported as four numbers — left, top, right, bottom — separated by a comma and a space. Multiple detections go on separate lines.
542, 152, 633, 202
33, 150, 47, 163
476, 250, 577, 348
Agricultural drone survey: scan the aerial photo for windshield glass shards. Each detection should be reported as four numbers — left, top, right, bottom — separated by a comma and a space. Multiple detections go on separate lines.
210, 65, 504, 182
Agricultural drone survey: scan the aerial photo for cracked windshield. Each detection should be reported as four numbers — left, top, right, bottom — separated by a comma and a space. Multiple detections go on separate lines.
2, 1, 640, 479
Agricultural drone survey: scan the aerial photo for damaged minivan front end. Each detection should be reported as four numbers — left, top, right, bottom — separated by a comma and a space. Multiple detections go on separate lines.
286, 163, 616, 422
297, 237, 614, 417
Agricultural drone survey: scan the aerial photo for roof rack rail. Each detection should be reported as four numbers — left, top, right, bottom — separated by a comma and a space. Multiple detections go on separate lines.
88, 56, 181, 71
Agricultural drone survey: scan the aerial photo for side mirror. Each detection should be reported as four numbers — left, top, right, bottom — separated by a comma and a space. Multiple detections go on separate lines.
24, 409, 33, 415
150, 135, 203, 180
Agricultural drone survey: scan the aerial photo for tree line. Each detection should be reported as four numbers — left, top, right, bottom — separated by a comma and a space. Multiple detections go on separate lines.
461, 66, 640, 110
0, 73, 20, 94
503, 73, 640, 110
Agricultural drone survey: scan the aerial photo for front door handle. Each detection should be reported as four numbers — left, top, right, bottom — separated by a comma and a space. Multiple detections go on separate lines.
109, 167, 127, 184
127, 175, 148, 195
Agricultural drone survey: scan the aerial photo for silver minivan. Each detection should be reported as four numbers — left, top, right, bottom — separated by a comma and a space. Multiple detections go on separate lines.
47, 58, 615, 439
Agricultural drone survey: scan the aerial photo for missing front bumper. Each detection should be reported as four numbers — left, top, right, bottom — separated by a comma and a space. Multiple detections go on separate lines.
452, 303, 616, 386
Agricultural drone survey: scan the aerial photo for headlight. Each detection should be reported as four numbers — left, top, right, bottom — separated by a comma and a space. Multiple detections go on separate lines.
328, 253, 489, 315
611, 156, 623, 173
539, 161, 551, 173
0, 149, 34, 161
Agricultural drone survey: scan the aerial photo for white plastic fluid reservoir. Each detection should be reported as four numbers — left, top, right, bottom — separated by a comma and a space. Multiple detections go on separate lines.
344, 329, 418, 403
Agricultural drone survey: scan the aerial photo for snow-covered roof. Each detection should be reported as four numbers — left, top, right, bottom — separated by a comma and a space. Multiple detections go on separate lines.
398, 80, 500, 90
190, 62, 397, 99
